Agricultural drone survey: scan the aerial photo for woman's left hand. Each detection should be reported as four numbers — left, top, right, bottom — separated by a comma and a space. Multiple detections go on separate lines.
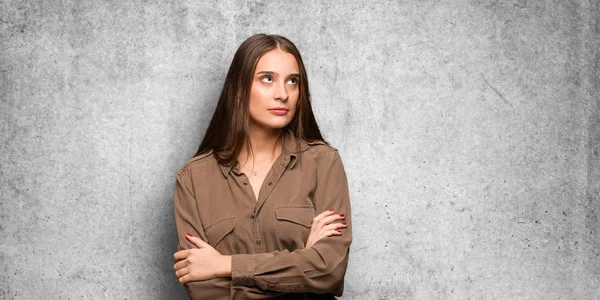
305, 209, 347, 248
173, 233, 232, 284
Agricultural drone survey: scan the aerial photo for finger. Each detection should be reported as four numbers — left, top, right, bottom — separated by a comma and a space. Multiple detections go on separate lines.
324, 229, 343, 237
173, 259, 188, 271
312, 209, 335, 225
186, 233, 210, 249
319, 213, 345, 226
324, 222, 347, 231
179, 274, 192, 285
175, 267, 189, 278
311, 230, 342, 246
173, 250, 189, 262
318, 208, 336, 218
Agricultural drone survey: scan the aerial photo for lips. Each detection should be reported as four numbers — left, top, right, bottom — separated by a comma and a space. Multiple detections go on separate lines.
268, 108, 289, 115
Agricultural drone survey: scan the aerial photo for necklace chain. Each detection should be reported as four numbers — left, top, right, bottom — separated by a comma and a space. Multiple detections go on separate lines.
241, 155, 277, 176
241, 136, 283, 177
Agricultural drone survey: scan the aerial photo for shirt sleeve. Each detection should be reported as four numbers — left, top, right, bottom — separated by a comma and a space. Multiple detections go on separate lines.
174, 165, 284, 300
230, 150, 352, 295
174, 167, 207, 245
174, 167, 222, 299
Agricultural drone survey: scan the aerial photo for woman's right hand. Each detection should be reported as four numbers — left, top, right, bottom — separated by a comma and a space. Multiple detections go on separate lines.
305, 209, 347, 248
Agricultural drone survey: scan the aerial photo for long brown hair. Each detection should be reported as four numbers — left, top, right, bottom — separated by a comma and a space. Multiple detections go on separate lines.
195, 34, 326, 166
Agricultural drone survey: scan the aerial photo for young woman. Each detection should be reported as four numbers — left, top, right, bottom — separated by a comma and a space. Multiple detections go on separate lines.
172, 34, 352, 300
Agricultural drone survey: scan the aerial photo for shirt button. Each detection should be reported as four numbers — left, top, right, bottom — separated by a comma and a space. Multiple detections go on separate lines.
243, 182, 248, 185
268, 182, 272, 186
256, 240, 262, 245
250, 215, 254, 219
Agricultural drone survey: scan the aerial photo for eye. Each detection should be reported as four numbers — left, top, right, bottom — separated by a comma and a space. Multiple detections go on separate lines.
260, 75, 273, 83
287, 77, 299, 84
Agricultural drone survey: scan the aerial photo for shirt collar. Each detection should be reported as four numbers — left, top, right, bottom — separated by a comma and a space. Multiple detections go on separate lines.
219, 130, 298, 178
283, 131, 299, 170
219, 162, 235, 178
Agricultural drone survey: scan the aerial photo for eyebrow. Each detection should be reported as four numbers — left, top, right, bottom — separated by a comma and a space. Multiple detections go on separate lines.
256, 71, 300, 77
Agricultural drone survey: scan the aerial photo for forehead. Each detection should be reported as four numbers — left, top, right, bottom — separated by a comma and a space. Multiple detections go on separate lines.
255, 49, 299, 74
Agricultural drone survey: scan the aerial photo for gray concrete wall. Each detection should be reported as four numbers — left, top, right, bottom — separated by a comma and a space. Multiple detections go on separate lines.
1, 1, 598, 299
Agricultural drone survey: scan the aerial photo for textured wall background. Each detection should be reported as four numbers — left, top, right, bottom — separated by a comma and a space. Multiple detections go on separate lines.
1, 0, 598, 299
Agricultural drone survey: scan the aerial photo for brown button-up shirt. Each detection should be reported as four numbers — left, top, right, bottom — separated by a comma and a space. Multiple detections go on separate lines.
173, 132, 352, 300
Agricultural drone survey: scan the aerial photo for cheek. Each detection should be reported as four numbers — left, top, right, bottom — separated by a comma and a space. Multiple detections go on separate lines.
249, 88, 268, 109
250, 86, 263, 101
289, 93, 299, 111
290, 89, 299, 105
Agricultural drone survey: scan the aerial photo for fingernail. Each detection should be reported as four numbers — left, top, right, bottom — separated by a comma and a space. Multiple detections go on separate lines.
342, 222, 347, 225
336, 230, 342, 234
329, 208, 334, 212
339, 214, 345, 217
186, 233, 192, 237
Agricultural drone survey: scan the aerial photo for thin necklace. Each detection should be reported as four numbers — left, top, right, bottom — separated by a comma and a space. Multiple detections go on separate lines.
241, 149, 281, 176
241, 135, 283, 176
241, 159, 273, 176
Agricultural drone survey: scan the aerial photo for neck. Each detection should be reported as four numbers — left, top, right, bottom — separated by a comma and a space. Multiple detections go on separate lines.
240, 127, 283, 163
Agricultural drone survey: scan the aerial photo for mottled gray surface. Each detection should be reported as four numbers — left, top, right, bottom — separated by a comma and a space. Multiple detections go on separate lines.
1, 1, 598, 299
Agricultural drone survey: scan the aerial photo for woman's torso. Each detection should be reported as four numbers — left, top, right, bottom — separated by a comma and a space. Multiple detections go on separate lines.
180, 134, 334, 256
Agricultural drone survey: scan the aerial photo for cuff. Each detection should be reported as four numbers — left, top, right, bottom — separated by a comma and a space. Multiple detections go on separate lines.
231, 254, 255, 287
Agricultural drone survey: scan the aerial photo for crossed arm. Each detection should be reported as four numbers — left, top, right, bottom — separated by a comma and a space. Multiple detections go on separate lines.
173, 151, 352, 298
173, 209, 348, 283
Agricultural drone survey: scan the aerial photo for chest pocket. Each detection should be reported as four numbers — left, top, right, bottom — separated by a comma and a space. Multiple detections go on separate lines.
275, 206, 315, 251
204, 217, 235, 252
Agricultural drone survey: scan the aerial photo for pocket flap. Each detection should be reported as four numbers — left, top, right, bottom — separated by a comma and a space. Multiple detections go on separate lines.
204, 217, 235, 246
275, 206, 314, 228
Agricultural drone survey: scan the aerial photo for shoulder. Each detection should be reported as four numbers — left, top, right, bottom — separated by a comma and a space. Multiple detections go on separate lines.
177, 151, 219, 180
306, 141, 338, 155
298, 141, 347, 186
300, 140, 342, 166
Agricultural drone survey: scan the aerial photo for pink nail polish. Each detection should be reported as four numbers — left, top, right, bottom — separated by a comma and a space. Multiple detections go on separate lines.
186, 233, 192, 237
339, 214, 345, 217
329, 208, 334, 212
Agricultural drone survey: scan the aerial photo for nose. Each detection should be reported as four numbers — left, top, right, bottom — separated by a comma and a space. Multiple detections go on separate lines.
273, 81, 288, 102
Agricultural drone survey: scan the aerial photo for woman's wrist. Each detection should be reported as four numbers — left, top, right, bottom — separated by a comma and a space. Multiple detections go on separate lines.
218, 255, 232, 277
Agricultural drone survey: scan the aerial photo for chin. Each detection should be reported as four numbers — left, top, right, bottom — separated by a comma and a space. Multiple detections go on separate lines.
250, 114, 295, 131
269, 123, 291, 130
256, 121, 292, 130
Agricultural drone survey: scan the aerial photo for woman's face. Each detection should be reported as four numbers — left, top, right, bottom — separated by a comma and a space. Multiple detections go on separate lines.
247, 48, 300, 132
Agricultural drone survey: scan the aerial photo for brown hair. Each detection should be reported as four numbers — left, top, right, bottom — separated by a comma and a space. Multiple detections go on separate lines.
195, 34, 326, 165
